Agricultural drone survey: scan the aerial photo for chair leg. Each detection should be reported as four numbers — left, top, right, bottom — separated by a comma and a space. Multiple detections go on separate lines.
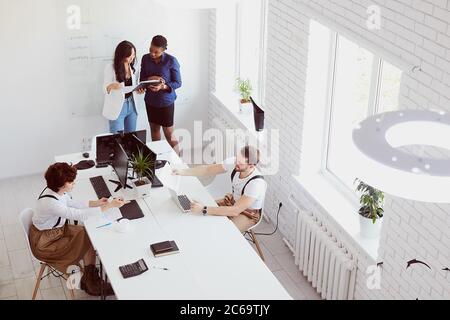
250, 230, 265, 262
32, 264, 46, 300
62, 273, 77, 300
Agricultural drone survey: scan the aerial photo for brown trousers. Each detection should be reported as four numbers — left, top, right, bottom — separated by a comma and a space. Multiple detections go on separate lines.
217, 194, 261, 233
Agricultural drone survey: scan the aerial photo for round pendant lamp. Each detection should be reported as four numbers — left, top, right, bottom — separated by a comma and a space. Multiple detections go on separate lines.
352, 110, 450, 203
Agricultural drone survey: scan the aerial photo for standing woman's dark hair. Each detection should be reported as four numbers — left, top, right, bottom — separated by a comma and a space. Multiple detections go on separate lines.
113, 40, 137, 82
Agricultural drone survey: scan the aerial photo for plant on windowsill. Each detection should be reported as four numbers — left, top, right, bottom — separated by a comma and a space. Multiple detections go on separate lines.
130, 149, 155, 198
235, 77, 253, 113
355, 178, 384, 239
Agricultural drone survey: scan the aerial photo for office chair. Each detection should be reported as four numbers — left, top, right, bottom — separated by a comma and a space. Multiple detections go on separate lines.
245, 210, 266, 261
244, 202, 283, 262
19, 208, 77, 300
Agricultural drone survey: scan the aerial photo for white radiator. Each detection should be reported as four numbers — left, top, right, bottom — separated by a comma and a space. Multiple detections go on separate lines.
294, 211, 357, 300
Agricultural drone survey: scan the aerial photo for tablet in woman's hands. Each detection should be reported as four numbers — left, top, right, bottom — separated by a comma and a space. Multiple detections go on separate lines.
133, 79, 161, 91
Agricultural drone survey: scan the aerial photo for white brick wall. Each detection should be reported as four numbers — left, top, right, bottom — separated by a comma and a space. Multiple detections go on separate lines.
209, 0, 450, 300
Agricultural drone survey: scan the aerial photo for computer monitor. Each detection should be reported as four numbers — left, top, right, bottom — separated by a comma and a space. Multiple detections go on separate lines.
96, 130, 147, 164
139, 144, 164, 188
120, 130, 147, 158
110, 142, 131, 192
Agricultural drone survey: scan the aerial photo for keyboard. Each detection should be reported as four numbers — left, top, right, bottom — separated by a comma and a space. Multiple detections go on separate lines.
90, 176, 112, 198
120, 200, 144, 220
177, 195, 191, 211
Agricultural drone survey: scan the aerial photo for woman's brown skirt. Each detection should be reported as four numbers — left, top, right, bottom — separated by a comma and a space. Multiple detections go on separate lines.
29, 224, 92, 273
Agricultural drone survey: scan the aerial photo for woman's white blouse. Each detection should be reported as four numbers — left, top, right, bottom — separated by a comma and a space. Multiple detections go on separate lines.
102, 63, 141, 120
32, 189, 102, 231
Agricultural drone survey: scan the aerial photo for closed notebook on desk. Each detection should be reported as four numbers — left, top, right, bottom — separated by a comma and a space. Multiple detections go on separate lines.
150, 240, 179, 257
120, 200, 145, 220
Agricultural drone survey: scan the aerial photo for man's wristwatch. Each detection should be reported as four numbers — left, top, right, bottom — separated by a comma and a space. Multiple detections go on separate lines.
202, 206, 208, 216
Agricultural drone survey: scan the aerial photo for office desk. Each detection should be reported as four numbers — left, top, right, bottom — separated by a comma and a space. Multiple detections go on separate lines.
56, 141, 291, 300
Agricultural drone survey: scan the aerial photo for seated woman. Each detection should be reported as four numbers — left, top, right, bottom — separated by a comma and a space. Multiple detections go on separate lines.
29, 163, 125, 296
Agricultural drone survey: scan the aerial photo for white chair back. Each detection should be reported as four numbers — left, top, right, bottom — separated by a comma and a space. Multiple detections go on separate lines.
19, 208, 35, 255
248, 208, 265, 231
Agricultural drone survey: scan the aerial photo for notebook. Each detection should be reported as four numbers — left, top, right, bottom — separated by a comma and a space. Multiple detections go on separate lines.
150, 240, 180, 257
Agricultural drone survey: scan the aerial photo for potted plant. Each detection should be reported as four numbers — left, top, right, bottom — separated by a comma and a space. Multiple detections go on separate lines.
355, 178, 384, 238
235, 77, 253, 113
130, 149, 155, 198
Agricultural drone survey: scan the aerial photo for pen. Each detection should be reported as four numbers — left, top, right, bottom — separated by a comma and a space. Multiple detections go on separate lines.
152, 266, 169, 271
96, 222, 112, 229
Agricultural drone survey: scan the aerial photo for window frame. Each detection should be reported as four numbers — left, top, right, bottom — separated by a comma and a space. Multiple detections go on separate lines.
215, 0, 268, 104
321, 30, 402, 201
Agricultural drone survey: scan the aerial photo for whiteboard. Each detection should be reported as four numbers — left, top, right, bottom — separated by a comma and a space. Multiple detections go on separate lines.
58, 0, 194, 116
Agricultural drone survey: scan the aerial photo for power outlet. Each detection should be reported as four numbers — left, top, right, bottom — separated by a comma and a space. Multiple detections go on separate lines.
81, 137, 93, 152
86, 137, 93, 151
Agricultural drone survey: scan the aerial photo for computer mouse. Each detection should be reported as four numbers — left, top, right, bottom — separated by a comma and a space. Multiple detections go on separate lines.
155, 160, 168, 170
82, 152, 90, 158
74, 160, 95, 170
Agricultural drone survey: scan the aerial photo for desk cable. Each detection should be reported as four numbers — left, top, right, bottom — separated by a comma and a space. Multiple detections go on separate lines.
253, 202, 283, 236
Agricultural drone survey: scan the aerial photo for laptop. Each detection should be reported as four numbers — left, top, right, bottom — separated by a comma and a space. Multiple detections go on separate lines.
168, 188, 191, 213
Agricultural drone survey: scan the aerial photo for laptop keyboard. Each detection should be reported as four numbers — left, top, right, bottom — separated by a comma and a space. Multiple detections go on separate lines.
177, 195, 191, 211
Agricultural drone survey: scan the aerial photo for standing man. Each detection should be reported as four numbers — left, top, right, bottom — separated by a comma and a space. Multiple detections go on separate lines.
140, 35, 182, 154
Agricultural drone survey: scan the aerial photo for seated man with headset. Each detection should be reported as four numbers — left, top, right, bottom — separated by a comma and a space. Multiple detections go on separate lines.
172, 146, 267, 233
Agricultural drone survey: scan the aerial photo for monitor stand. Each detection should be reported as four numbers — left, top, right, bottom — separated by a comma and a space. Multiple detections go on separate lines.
109, 179, 132, 193
148, 174, 163, 188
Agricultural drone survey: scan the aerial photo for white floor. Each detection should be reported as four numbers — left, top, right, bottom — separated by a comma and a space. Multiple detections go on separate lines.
0, 174, 321, 300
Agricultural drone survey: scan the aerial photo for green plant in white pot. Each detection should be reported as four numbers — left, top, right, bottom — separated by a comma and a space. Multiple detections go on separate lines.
130, 149, 155, 198
355, 178, 384, 238
235, 77, 252, 113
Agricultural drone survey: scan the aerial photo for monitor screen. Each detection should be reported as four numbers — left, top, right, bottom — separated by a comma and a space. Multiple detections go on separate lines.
96, 130, 147, 164
112, 142, 129, 189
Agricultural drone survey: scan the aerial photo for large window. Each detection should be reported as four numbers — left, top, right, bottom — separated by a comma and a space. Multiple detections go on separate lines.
215, 0, 267, 102
317, 23, 403, 193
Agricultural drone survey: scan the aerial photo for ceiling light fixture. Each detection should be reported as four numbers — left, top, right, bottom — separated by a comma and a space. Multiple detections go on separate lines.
352, 110, 450, 203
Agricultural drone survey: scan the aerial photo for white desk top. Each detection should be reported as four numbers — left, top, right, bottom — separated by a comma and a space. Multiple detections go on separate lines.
57, 141, 291, 300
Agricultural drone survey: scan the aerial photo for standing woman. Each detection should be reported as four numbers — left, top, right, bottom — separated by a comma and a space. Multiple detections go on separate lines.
140, 35, 182, 153
103, 40, 145, 134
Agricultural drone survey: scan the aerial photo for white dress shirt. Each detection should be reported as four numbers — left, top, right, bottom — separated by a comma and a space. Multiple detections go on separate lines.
32, 189, 102, 231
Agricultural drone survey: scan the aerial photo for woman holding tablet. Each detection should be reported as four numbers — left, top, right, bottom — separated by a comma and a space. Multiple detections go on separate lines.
103, 40, 145, 134
140, 35, 182, 153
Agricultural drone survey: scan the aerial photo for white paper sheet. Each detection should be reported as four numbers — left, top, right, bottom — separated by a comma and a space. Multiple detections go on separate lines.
103, 207, 123, 222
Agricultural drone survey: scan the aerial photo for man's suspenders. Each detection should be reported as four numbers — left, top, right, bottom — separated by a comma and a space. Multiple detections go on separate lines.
231, 169, 265, 195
